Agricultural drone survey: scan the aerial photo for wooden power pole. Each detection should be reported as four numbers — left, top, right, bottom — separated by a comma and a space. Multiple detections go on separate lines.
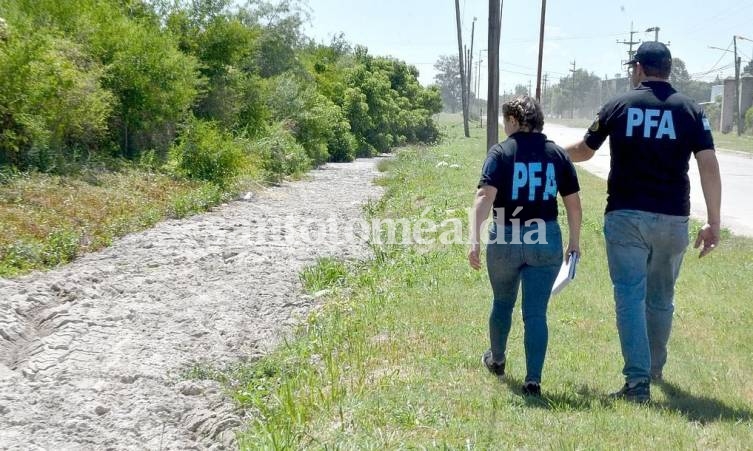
455, 0, 470, 137
468, 18, 476, 107
535, 0, 546, 101
487, 0, 502, 150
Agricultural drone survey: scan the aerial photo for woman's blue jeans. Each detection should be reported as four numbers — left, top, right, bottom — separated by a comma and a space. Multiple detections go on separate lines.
485, 221, 562, 383
604, 210, 689, 383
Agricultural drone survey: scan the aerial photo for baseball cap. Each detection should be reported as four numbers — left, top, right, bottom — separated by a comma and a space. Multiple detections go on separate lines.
625, 41, 672, 67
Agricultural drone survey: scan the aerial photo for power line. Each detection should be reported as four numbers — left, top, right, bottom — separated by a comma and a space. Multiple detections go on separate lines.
703, 39, 734, 74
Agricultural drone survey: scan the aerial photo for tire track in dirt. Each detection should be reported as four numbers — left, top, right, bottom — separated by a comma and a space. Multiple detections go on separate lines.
0, 158, 384, 450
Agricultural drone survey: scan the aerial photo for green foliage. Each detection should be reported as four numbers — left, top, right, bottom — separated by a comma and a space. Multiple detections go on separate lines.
745, 106, 753, 133
433, 54, 462, 113
90, 13, 200, 159
0, 228, 79, 273
0, 28, 114, 170
169, 118, 248, 188
267, 73, 356, 165
169, 182, 225, 219
41, 228, 80, 266
0, 0, 440, 183
300, 257, 349, 292
248, 122, 311, 183
548, 68, 603, 118
670, 58, 712, 104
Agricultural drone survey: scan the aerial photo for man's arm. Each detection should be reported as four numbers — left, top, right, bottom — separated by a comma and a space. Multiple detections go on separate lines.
694, 149, 721, 258
564, 140, 596, 163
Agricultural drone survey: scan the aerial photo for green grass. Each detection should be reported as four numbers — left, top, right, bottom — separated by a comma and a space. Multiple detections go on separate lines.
207, 116, 753, 449
713, 132, 753, 154
0, 166, 242, 277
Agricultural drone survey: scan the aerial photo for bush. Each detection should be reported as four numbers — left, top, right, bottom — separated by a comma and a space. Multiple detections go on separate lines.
169, 183, 225, 218
169, 118, 248, 188
247, 122, 311, 184
327, 120, 357, 162
0, 31, 114, 171
42, 228, 79, 266
745, 106, 753, 134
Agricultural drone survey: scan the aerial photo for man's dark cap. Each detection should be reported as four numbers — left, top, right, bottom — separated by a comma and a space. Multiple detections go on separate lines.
625, 41, 672, 66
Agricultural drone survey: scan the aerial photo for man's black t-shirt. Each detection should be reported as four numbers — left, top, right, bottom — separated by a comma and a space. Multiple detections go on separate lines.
478, 132, 580, 225
584, 80, 715, 216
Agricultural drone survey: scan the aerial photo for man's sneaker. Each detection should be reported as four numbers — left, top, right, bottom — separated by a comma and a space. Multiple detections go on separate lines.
610, 380, 650, 403
481, 349, 505, 376
521, 381, 541, 396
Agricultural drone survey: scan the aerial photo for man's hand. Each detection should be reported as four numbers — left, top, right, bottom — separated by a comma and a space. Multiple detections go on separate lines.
694, 223, 720, 258
468, 244, 482, 270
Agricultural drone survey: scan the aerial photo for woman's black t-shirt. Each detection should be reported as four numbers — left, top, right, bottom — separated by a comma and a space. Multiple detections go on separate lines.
478, 132, 580, 225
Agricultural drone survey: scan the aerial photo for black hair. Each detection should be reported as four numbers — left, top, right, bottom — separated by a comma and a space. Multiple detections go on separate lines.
502, 96, 544, 132
641, 58, 672, 79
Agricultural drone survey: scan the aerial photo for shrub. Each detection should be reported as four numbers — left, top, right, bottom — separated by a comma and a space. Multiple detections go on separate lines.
247, 122, 311, 184
0, 31, 114, 171
169, 118, 248, 188
42, 228, 79, 266
169, 183, 224, 218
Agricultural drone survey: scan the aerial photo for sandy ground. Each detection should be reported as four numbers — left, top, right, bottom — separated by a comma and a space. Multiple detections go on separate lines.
0, 158, 384, 450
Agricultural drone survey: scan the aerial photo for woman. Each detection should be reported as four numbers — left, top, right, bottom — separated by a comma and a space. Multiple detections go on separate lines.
468, 96, 582, 396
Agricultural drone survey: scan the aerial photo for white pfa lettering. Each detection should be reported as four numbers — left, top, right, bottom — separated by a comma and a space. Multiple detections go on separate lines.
626, 107, 676, 139
512, 162, 556, 201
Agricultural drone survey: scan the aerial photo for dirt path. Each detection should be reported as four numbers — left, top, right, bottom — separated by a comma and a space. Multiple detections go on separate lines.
0, 159, 384, 450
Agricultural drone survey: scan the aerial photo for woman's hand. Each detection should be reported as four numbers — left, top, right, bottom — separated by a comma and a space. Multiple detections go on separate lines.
468, 244, 482, 270
565, 242, 580, 260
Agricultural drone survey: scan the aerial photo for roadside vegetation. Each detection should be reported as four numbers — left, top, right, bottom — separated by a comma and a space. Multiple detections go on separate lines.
201, 116, 753, 449
0, 0, 442, 276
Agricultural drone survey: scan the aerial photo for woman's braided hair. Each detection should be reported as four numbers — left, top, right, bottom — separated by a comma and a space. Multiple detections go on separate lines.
502, 95, 544, 132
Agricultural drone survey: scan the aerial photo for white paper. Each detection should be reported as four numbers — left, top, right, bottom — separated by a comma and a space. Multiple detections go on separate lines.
551, 252, 578, 295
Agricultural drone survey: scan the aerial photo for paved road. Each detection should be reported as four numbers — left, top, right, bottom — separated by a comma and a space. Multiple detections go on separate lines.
543, 123, 753, 238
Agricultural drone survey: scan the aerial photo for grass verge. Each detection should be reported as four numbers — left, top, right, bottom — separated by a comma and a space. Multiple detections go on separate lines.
0, 166, 246, 277
206, 117, 752, 449
713, 132, 753, 154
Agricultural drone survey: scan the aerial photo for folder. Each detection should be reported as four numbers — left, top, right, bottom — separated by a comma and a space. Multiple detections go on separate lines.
551, 251, 579, 295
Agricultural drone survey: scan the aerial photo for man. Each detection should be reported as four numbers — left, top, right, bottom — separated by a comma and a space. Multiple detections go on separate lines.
565, 41, 722, 403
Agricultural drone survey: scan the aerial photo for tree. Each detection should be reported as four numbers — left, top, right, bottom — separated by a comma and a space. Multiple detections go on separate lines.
514, 84, 529, 96
433, 55, 462, 113
549, 69, 601, 118
744, 59, 753, 75
670, 57, 711, 104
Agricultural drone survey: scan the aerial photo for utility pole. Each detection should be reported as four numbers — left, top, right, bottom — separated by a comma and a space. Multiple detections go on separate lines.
487, 0, 502, 150
542, 72, 549, 109
466, 46, 471, 99
737, 35, 753, 133
569, 60, 576, 119
468, 18, 476, 105
734, 35, 741, 135
535, 0, 547, 102
617, 22, 641, 79
455, 0, 470, 137
645, 26, 660, 42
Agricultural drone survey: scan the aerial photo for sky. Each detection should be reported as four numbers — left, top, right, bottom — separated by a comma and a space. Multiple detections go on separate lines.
302, 0, 753, 98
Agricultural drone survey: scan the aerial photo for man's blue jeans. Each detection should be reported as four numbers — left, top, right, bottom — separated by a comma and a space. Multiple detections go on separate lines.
604, 209, 689, 383
486, 221, 562, 383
